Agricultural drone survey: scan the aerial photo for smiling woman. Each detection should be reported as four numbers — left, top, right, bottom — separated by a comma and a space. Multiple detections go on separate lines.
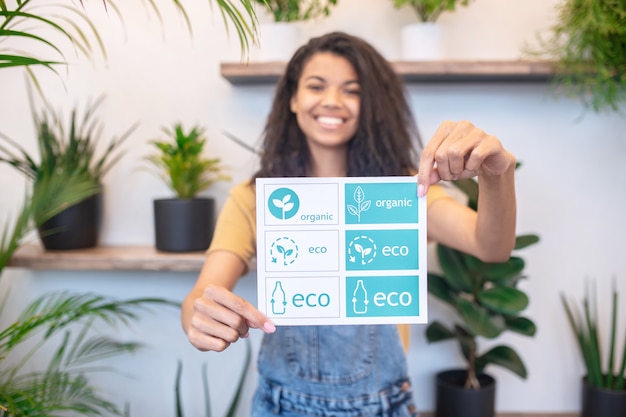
0, 0, 261, 71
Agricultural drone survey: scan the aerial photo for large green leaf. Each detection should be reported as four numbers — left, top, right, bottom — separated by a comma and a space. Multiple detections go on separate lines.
505, 316, 537, 336
425, 321, 456, 343
477, 287, 529, 315
427, 273, 455, 306
437, 245, 473, 292
456, 298, 505, 338
481, 257, 525, 284
476, 345, 528, 379
514, 234, 540, 250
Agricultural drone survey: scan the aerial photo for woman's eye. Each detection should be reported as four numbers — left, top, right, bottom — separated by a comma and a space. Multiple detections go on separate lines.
345, 88, 360, 96
307, 84, 324, 91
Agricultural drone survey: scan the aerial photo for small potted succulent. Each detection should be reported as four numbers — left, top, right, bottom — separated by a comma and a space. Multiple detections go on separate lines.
392, 0, 473, 60
146, 123, 230, 252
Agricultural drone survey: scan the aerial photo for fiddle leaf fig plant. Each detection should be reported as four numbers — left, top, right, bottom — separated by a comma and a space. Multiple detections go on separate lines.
146, 124, 230, 199
254, 0, 338, 22
392, 0, 472, 23
426, 172, 539, 389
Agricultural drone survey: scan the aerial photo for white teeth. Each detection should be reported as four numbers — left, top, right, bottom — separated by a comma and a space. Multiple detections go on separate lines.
317, 116, 342, 126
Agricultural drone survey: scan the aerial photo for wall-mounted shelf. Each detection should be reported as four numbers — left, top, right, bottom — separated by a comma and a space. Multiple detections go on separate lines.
9, 244, 206, 272
221, 60, 558, 85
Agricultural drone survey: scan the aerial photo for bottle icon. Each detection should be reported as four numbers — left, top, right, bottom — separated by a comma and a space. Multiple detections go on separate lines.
352, 279, 368, 314
271, 281, 287, 315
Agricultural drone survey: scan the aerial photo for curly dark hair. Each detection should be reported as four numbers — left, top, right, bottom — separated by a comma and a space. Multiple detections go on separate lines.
254, 31, 422, 179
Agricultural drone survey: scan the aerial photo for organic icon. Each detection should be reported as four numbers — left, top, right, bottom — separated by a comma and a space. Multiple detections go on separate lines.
269, 188, 300, 220
347, 186, 371, 222
270, 237, 299, 266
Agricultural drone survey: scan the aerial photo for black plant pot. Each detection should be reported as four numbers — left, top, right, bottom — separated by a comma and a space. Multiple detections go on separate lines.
153, 198, 215, 252
38, 193, 103, 250
435, 369, 495, 417
582, 377, 626, 417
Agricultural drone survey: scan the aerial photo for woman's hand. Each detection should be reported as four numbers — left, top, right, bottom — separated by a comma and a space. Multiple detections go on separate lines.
417, 120, 516, 197
182, 251, 276, 352
187, 284, 276, 352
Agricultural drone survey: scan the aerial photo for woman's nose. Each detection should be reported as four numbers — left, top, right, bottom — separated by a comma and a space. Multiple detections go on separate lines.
321, 88, 341, 108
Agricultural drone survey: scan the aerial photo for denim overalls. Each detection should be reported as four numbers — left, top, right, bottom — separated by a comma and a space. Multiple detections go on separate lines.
251, 324, 418, 417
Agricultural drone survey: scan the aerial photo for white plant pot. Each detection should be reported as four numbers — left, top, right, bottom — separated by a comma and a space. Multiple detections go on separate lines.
252, 22, 301, 62
400, 22, 445, 61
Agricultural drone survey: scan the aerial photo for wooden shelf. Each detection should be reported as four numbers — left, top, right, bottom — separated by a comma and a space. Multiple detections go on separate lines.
221, 60, 558, 85
8, 244, 206, 272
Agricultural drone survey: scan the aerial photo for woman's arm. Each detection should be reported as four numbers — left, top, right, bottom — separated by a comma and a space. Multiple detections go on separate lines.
419, 120, 517, 262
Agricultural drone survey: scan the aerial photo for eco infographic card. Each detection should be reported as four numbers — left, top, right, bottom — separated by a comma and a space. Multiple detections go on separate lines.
256, 176, 428, 326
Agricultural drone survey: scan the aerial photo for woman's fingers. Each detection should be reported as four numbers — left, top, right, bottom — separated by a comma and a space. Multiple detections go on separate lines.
187, 284, 275, 352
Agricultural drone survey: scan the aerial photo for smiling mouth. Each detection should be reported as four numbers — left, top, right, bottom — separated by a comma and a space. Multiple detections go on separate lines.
316, 116, 344, 126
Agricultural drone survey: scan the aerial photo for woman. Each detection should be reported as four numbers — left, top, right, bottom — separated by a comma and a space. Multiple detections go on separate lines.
182, 32, 516, 416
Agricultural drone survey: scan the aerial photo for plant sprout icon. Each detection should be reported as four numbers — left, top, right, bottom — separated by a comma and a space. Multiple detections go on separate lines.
273, 194, 295, 220
347, 186, 371, 222
270, 237, 298, 266
347, 235, 376, 266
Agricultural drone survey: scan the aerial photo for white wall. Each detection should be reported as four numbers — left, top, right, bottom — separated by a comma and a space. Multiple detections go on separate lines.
1, 0, 625, 415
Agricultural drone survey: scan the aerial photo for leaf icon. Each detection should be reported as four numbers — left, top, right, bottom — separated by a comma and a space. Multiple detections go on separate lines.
283, 202, 294, 212
363, 248, 372, 256
285, 249, 293, 256
273, 199, 284, 208
355, 243, 364, 254
353, 186, 365, 203
361, 200, 371, 212
277, 245, 285, 254
282, 195, 292, 204
347, 205, 358, 216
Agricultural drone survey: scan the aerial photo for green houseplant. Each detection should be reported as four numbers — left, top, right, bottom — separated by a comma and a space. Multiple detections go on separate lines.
0, 0, 261, 72
561, 282, 626, 417
251, 0, 338, 61
146, 123, 230, 252
392, 0, 471, 23
425, 174, 539, 417
392, 0, 473, 61
0, 176, 178, 416
175, 338, 252, 417
253, 0, 338, 22
530, 0, 626, 113
0, 95, 136, 250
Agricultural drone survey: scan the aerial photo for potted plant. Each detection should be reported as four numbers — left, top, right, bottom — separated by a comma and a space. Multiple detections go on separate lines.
0, 184, 179, 416
0, 0, 261, 73
392, 0, 473, 61
425, 173, 539, 417
0, 95, 135, 250
561, 281, 626, 417
146, 123, 230, 253
251, 0, 339, 61
529, 0, 626, 113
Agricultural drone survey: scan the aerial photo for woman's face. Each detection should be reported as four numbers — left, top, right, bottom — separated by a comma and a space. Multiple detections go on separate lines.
290, 52, 360, 154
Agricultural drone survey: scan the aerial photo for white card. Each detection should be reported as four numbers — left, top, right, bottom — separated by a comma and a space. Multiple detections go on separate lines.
256, 176, 428, 325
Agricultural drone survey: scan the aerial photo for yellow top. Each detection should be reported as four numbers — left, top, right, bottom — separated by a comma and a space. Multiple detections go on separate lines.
207, 179, 451, 350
